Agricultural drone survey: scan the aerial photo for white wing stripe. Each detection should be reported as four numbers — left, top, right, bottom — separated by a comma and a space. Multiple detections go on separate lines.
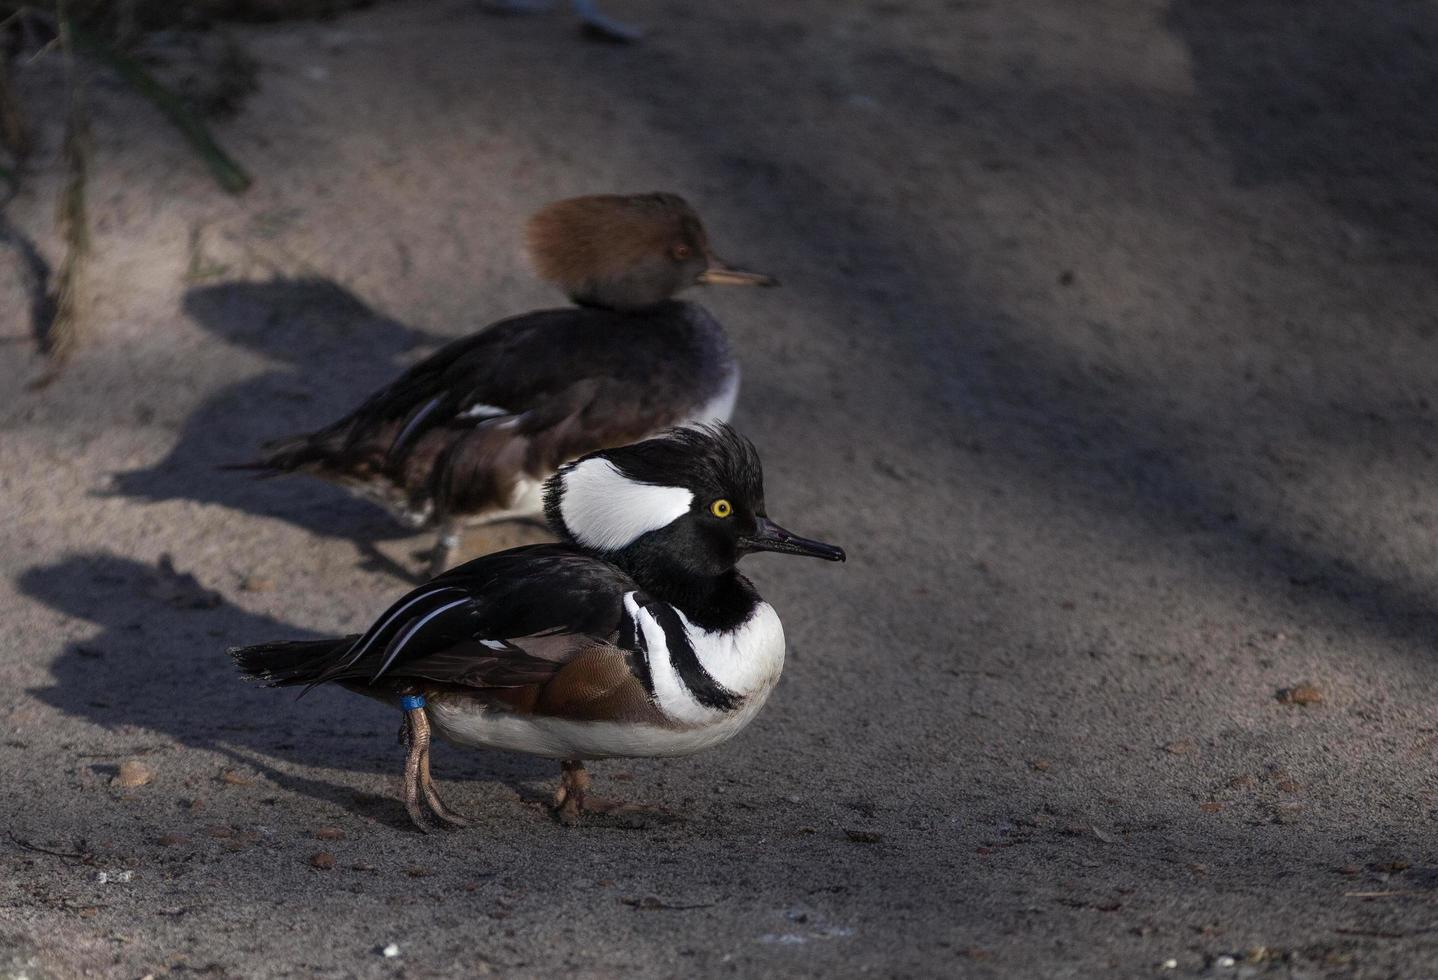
341, 587, 465, 669
373, 598, 471, 679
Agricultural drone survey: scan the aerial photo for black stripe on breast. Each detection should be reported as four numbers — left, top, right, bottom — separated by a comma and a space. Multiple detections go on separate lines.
645, 600, 743, 712
619, 604, 656, 698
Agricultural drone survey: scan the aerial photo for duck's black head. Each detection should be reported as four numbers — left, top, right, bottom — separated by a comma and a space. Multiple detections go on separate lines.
544, 424, 845, 584
527, 193, 778, 312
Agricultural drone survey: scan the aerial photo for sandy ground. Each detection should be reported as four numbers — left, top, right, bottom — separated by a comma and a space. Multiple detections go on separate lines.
3, 0, 1438, 976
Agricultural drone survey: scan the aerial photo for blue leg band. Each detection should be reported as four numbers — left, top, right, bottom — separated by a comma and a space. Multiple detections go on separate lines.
400, 694, 426, 711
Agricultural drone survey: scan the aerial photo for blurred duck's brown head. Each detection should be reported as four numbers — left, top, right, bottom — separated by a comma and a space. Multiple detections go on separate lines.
526, 193, 777, 312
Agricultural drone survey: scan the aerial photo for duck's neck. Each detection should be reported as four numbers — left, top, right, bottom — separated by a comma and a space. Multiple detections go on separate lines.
614, 552, 759, 633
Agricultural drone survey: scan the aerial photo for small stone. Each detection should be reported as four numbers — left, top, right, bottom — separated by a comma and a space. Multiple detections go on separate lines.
1029, 759, 1051, 772
1164, 739, 1196, 755
156, 833, 190, 847
1199, 802, 1223, 813
313, 826, 345, 841
1228, 774, 1256, 789
1340, 864, 1361, 876
1271, 802, 1303, 825
310, 851, 336, 870
381, 943, 400, 958
1276, 779, 1302, 793
240, 575, 275, 593
113, 760, 154, 788
219, 769, 253, 786
203, 825, 235, 839
1215, 954, 1236, 968
1277, 684, 1323, 705
1161, 959, 1178, 970
405, 867, 432, 878
843, 829, 883, 844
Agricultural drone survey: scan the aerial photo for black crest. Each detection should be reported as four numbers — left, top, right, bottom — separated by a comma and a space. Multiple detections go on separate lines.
544, 423, 765, 546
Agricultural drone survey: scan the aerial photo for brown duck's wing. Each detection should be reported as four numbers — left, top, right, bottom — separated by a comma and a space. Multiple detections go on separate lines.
415, 375, 684, 519
255, 304, 715, 487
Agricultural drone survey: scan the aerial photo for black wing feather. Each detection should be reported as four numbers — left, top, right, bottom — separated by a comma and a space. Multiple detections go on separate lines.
298, 544, 640, 689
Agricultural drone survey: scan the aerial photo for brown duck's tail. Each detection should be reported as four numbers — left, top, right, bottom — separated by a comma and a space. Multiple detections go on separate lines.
229, 636, 360, 687
219, 430, 343, 475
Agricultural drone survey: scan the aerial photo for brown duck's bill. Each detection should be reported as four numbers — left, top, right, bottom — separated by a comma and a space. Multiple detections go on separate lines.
741, 517, 846, 562
698, 260, 779, 287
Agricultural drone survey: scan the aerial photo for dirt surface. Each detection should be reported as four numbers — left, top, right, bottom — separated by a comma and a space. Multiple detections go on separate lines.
4, 1, 1438, 976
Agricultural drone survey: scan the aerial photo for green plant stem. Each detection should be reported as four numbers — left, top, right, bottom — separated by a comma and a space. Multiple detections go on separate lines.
75, 25, 252, 194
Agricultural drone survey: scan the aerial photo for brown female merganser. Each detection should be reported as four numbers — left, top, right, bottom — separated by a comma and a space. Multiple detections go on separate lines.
231, 194, 776, 575
230, 425, 844, 829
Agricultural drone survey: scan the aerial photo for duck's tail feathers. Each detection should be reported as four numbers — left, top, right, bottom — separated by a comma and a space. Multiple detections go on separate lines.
229, 636, 361, 687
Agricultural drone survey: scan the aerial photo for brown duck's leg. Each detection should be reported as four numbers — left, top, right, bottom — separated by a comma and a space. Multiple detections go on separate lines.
551, 760, 591, 826
419, 747, 470, 828
549, 761, 671, 825
401, 705, 468, 832
426, 521, 464, 579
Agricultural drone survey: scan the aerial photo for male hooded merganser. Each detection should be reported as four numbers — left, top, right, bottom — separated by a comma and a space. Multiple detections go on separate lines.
231, 193, 775, 576
230, 425, 843, 829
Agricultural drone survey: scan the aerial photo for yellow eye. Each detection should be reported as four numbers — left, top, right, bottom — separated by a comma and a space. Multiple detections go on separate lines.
709, 499, 732, 518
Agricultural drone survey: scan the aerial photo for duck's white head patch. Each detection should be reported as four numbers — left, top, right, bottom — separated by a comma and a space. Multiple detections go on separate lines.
555, 457, 693, 552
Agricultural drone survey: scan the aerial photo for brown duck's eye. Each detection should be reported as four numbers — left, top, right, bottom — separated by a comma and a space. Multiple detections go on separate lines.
709, 499, 732, 518
672, 243, 693, 260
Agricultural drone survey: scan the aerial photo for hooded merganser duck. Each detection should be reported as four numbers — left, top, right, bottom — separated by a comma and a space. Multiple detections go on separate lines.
230, 425, 844, 829
231, 193, 776, 576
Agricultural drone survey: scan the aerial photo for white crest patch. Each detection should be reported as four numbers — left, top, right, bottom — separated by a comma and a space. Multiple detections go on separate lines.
559, 458, 693, 551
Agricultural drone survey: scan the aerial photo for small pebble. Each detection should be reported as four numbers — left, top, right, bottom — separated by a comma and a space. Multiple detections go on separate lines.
113, 760, 154, 788
310, 851, 336, 870
220, 769, 253, 786
96, 870, 133, 884
381, 943, 400, 958
240, 575, 276, 593
313, 826, 345, 841
1277, 684, 1323, 706
1164, 739, 1196, 755
1215, 954, 1236, 968
1161, 959, 1178, 970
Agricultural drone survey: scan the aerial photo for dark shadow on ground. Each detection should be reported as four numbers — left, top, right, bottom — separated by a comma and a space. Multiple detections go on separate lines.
109, 278, 447, 543
18, 551, 554, 826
